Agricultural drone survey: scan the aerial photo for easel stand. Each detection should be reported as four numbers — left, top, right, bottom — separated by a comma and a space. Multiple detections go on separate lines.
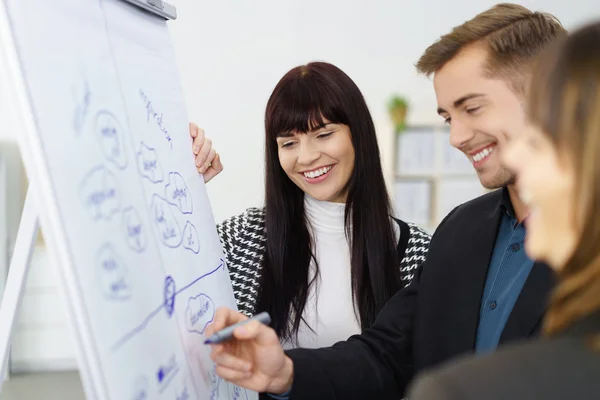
0, 0, 178, 393
0, 187, 39, 389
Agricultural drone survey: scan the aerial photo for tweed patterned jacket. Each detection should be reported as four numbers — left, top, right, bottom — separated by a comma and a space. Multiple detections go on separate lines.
216, 207, 432, 316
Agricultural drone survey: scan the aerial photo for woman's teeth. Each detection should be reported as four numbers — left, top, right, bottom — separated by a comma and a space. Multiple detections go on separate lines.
303, 166, 332, 178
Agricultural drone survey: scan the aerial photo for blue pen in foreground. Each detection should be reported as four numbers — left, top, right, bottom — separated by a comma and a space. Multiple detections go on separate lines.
204, 311, 272, 345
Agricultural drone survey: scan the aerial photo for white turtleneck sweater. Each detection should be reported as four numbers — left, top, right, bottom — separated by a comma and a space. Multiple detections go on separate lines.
281, 194, 399, 349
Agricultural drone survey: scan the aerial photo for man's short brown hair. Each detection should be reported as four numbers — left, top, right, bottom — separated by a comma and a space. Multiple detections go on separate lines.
416, 3, 567, 93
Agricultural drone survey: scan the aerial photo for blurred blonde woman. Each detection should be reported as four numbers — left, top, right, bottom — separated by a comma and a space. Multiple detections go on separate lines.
408, 20, 600, 400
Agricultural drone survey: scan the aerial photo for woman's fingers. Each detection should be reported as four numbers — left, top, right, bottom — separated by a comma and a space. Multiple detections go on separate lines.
189, 122, 199, 138
192, 127, 205, 154
197, 146, 216, 174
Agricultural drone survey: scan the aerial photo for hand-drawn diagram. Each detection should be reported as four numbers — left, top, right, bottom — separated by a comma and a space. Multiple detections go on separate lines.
209, 366, 220, 400
165, 172, 192, 214
79, 165, 121, 221
175, 381, 190, 400
151, 194, 182, 248
164, 276, 176, 317
137, 141, 164, 183
228, 384, 249, 400
182, 222, 200, 254
111, 260, 224, 351
72, 77, 91, 136
97, 243, 132, 301
130, 375, 149, 400
185, 294, 215, 335
122, 206, 147, 253
156, 353, 179, 393
139, 88, 172, 148
95, 110, 128, 169
209, 365, 249, 400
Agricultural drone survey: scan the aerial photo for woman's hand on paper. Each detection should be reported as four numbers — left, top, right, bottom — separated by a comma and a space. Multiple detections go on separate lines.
205, 307, 294, 395
189, 122, 223, 183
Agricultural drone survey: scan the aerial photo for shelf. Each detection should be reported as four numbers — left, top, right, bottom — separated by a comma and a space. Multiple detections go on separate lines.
391, 125, 486, 230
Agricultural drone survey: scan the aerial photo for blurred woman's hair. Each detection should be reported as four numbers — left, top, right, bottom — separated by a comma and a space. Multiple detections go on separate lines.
527, 21, 600, 345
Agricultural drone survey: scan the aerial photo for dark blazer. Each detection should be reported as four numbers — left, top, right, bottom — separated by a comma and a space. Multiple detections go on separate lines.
281, 188, 556, 399
407, 311, 600, 400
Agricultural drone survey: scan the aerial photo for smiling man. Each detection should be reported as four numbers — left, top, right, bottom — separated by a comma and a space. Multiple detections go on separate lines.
410, 3, 567, 355
204, 4, 569, 399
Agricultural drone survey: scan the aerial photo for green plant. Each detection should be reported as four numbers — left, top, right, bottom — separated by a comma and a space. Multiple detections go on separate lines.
387, 95, 409, 133
388, 96, 408, 109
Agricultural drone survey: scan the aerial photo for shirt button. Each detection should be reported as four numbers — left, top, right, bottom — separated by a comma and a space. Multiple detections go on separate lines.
490, 301, 497, 310
511, 243, 521, 252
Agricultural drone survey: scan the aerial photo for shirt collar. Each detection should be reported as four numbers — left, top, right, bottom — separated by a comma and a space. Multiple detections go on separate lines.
499, 186, 517, 220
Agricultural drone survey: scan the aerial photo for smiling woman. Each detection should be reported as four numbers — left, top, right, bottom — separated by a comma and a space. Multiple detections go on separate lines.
191, 62, 432, 349
275, 121, 354, 203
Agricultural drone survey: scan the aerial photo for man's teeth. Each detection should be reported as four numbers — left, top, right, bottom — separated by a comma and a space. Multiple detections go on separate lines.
303, 166, 332, 179
472, 146, 494, 162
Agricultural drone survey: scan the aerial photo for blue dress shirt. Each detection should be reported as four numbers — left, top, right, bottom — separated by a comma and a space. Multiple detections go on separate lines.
475, 190, 534, 353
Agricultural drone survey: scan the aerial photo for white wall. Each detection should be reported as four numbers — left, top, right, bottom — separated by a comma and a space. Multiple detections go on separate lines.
168, 0, 600, 223
1, 0, 599, 372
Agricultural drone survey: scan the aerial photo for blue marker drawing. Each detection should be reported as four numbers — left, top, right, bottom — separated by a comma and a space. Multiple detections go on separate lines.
182, 222, 200, 254
156, 354, 179, 393
185, 294, 215, 335
151, 194, 182, 248
165, 172, 193, 214
130, 375, 149, 400
79, 165, 120, 221
209, 365, 248, 400
72, 78, 91, 135
94, 110, 128, 170
139, 88, 172, 149
164, 276, 176, 317
209, 365, 222, 400
96, 243, 132, 301
228, 384, 249, 400
110, 259, 224, 351
176, 383, 190, 400
122, 207, 147, 253
136, 142, 164, 183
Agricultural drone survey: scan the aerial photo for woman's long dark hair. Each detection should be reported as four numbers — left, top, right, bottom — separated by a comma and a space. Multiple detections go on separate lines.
256, 62, 402, 343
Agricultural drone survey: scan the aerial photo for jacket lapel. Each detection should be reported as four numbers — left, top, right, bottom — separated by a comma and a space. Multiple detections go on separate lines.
499, 261, 556, 343
453, 190, 504, 352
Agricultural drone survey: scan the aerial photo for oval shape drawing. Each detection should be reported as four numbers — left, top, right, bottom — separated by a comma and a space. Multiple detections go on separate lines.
151, 194, 182, 248
95, 110, 128, 170
96, 243, 132, 301
122, 207, 147, 253
185, 294, 215, 335
137, 141, 164, 183
165, 172, 192, 214
79, 165, 121, 221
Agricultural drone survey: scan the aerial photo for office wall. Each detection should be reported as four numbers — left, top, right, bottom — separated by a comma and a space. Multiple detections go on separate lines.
168, 0, 600, 223
1, 0, 599, 371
